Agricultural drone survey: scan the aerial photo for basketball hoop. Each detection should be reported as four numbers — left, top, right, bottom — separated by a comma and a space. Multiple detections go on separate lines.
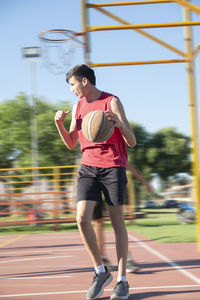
38, 29, 85, 74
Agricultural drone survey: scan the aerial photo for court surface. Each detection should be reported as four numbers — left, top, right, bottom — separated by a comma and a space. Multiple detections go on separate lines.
0, 230, 200, 299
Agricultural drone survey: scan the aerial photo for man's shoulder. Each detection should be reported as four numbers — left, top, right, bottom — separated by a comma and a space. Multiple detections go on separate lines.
102, 91, 115, 98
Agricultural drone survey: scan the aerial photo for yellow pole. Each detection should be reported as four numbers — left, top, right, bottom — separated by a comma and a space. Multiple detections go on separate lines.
88, 58, 189, 68
127, 170, 135, 224
80, 0, 91, 64
88, 21, 200, 32
174, 0, 200, 15
53, 167, 60, 231
87, 0, 174, 7
183, 3, 200, 249
94, 6, 186, 58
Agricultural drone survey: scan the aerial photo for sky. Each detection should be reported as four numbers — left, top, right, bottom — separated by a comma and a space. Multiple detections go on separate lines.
1, 0, 200, 137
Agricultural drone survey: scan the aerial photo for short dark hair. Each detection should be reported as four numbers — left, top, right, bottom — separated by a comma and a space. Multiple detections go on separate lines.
66, 64, 96, 86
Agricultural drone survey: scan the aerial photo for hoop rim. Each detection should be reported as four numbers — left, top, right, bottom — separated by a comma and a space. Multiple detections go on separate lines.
38, 29, 85, 45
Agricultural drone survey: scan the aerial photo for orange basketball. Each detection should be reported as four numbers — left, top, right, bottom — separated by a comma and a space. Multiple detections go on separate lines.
82, 110, 114, 143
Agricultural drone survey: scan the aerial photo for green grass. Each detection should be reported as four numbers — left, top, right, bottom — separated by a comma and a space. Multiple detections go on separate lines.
128, 209, 197, 243
0, 209, 197, 243
104, 209, 197, 243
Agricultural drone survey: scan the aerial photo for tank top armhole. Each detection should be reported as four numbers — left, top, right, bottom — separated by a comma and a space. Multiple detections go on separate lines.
108, 96, 115, 111
74, 101, 80, 120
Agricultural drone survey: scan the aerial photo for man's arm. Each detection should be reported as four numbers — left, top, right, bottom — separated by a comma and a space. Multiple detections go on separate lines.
54, 103, 78, 150
127, 162, 154, 193
106, 97, 136, 148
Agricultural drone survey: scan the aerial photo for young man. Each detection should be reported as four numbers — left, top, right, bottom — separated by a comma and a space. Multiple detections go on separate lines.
54, 64, 136, 300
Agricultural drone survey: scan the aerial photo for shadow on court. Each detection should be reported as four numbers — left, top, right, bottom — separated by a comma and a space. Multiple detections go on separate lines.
131, 289, 200, 299
137, 259, 200, 275
0, 267, 94, 278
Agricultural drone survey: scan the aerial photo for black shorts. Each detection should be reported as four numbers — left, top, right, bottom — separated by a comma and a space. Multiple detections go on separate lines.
92, 200, 104, 220
77, 165, 127, 206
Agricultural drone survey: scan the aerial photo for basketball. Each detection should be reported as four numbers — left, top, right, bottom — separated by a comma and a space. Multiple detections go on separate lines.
82, 110, 114, 143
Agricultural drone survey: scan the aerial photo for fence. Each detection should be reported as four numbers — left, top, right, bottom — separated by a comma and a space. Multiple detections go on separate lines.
0, 165, 135, 229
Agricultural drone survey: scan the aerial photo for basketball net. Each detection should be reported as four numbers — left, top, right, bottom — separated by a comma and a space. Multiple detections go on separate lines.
38, 29, 85, 75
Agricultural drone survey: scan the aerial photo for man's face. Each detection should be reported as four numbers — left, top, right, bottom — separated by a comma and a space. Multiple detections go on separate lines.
69, 76, 86, 99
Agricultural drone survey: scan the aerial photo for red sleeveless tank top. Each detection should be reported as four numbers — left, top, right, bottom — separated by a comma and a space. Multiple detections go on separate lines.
75, 92, 127, 168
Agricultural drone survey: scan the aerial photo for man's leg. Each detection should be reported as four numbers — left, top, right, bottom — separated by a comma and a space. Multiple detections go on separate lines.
93, 202, 114, 270
109, 205, 128, 277
76, 200, 103, 267
109, 205, 130, 299
93, 218, 104, 257
77, 200, 113, 299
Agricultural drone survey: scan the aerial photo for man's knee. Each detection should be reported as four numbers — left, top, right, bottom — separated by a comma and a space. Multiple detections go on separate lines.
76, 214, 91, 229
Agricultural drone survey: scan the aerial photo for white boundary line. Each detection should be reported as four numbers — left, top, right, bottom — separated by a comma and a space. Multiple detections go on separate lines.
128, 233, 200, 284
0, 255, 72, 264
0, 275, 71, 280
0, 284, 200, 298
0, 244, 133, 256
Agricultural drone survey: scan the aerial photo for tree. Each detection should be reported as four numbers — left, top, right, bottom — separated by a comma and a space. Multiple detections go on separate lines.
0, 93, 77, 169
146, 127, 191, 187
128, 122, 152, 177
127, 123, 153, 205
127, 124, 191, 203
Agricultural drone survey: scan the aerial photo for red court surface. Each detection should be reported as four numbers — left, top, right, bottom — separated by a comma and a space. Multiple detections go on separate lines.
0, 230, 200, 299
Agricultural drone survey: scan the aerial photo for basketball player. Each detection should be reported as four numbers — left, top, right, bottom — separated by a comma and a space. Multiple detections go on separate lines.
54, 64, 136, 300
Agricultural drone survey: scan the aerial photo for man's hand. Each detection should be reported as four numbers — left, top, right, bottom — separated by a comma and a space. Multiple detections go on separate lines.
54, 110, 71, 124
105, 110, 121, 128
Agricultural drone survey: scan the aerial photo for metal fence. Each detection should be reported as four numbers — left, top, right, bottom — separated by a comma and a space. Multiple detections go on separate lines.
0, 165, 135, 228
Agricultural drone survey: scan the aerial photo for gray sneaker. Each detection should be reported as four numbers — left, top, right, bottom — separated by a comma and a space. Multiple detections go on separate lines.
110, 281, 130, 300
126, 260, 140, 273
86, 267, 113, 299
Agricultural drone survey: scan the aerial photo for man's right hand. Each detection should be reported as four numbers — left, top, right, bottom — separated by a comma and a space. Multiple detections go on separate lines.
54, 110, 71, 124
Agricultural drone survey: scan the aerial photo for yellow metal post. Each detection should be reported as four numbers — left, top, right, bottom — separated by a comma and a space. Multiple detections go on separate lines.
87, 1, 174, 7
81, 0, 91, 64
93, 6, 186, 58
87, 21, 200, 32
127, 170, 135, 224
53, 167, 60, 231
174, 0, 200, 15
183, 4, 200, 249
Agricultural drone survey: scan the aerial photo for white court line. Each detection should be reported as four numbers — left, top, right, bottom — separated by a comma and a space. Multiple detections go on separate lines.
128, 233, 200, 284
0, 275, 71, 280
24, 232, 116, 241
0, 244, 134, 256
0, 284, 200, 298
0, 255, 72, 264
24, 236, 81, 241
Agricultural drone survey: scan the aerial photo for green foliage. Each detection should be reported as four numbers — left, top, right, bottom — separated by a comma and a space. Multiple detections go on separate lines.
128, 123, 152, 177
127, 123, 153, 204
128, 124, 191, 182
0, 94, 31, 168
147, 127, 191, 182
127, 123, 191, 202
0, 94, 77, 170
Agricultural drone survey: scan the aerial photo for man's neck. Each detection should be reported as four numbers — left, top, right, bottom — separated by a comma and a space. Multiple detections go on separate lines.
85, 88, 102, 102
